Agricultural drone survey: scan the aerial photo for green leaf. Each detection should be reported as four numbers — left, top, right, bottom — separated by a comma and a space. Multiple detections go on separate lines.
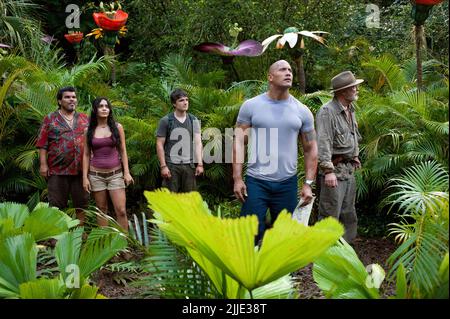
68, 284, 107, 299
395, 263, 407, 299
19, 278, 65, 299
145, 190, 343, 292
0, 233, 37, 298
0, 202, 30, 228
23, 205, 78, 241
313, 239, 381, 299
54, 228, 83, 283
78, 228, 128, 279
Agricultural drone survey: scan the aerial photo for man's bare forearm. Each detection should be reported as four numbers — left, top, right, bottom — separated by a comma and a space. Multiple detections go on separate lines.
39, 148, 47, 165
194, 134, 203, 165
233, 125, 249, 181
304, 147, 318, 180
301, 131, 318, 180
156, 139, 167, 167
232, 137, 245, 181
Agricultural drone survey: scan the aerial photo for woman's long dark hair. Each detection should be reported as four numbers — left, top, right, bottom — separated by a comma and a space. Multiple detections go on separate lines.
87, 97, 121, 150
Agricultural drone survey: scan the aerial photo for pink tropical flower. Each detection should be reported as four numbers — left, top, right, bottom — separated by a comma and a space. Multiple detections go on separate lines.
194, 40, 263, 57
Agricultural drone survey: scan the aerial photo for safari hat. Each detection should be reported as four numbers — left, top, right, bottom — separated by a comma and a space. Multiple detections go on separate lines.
331, 71, 364, 92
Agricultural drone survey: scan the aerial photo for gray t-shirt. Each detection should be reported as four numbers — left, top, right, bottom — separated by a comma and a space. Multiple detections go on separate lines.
236, 93, 314, 181
156, 113, 201, 164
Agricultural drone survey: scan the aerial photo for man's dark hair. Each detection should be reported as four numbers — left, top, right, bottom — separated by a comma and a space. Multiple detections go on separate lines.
56, 87, 77, 108
170, 89, 188, 105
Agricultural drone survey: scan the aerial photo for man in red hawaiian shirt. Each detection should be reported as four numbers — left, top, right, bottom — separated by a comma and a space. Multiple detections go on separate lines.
36, 87, 89, 224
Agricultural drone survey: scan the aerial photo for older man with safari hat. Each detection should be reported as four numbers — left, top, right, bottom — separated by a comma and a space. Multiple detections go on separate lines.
315, 70, 364, 243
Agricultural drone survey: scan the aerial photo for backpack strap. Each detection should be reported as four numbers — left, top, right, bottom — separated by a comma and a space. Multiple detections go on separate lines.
166, 112, 196, 142
166, 112, 175, 141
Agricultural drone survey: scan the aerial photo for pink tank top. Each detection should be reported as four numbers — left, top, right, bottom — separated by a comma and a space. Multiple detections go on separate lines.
91, 136, 121, 169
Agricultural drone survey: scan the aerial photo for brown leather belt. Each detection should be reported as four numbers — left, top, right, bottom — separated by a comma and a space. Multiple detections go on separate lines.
332, 155, 353, 166
89, 168, 122, 178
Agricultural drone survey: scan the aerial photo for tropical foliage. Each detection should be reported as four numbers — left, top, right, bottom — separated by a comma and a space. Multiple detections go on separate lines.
0, 202, 128, 298
144, 190, 343, 298
0, 0, 448, 300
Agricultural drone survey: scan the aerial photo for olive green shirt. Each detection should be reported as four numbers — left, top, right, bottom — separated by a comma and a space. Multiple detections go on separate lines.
316, 97, 362, 172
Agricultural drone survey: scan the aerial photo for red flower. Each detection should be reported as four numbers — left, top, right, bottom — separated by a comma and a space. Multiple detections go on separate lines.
93, 10, 128, 31
64, 32, 84, 44
413, 0, 444, 5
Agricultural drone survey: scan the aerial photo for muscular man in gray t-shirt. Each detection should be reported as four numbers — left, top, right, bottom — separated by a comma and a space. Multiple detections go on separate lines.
233, 60, 318, 242
237, 92, 314, 181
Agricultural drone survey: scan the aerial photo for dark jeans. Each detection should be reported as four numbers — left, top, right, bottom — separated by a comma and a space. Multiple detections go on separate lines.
162, 163, 197, 193
241, 175, 298, 243
47, 174, 89, 210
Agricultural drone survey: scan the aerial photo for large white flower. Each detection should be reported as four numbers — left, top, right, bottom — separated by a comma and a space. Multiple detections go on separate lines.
262, 27, 328, 53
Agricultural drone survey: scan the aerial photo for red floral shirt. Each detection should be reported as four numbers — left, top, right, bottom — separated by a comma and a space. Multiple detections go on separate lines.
36, 111, 89, 175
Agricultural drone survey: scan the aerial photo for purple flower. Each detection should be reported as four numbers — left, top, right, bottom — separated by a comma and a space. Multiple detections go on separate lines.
41, 35, 55, 44
194, 40, 263, 57
0, 43, 12, 48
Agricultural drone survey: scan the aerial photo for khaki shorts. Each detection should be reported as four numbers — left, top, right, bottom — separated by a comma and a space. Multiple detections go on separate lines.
88, 169, 126, 192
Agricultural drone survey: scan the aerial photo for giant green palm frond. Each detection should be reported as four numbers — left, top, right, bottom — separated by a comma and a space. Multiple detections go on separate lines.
0, 202, 77, 242
67, 284, 106, 299
0, 202, 29, 228
0, 233, 37, 298
54, 227, 83, 283
19, 277, 65, 299
137, 218, 296, 299
145, 190, 343, 293
23, 204, 79, 241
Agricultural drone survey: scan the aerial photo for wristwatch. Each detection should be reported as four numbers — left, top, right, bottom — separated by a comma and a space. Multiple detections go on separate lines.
304, 179, 314, 187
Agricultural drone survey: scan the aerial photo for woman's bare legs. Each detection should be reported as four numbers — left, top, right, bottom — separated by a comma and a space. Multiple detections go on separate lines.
108, 188, 128, 232
93, 190, 109, 227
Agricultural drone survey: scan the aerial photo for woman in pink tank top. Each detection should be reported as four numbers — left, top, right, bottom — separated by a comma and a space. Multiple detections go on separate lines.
82, 97, 134, 231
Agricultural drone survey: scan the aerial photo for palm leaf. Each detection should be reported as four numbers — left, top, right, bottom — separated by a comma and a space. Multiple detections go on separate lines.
54, 227, 83, 283
362, 55, 407, 91
19, 278, 65, 299
67, 284, 107, 299
23, 205, 78, 241
78, 227, 128, 279
136, 228, 218, 299
386, 161, 448, 215
0, 233, 37, 298
313, 239, 381, 299
145, 190, 343, 292
0, 202, 30, 228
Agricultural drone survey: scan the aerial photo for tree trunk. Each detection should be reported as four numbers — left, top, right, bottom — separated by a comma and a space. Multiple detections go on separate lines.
294, 55, 306, 94
415, 24, 423, 91
104, 46, 116, 85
